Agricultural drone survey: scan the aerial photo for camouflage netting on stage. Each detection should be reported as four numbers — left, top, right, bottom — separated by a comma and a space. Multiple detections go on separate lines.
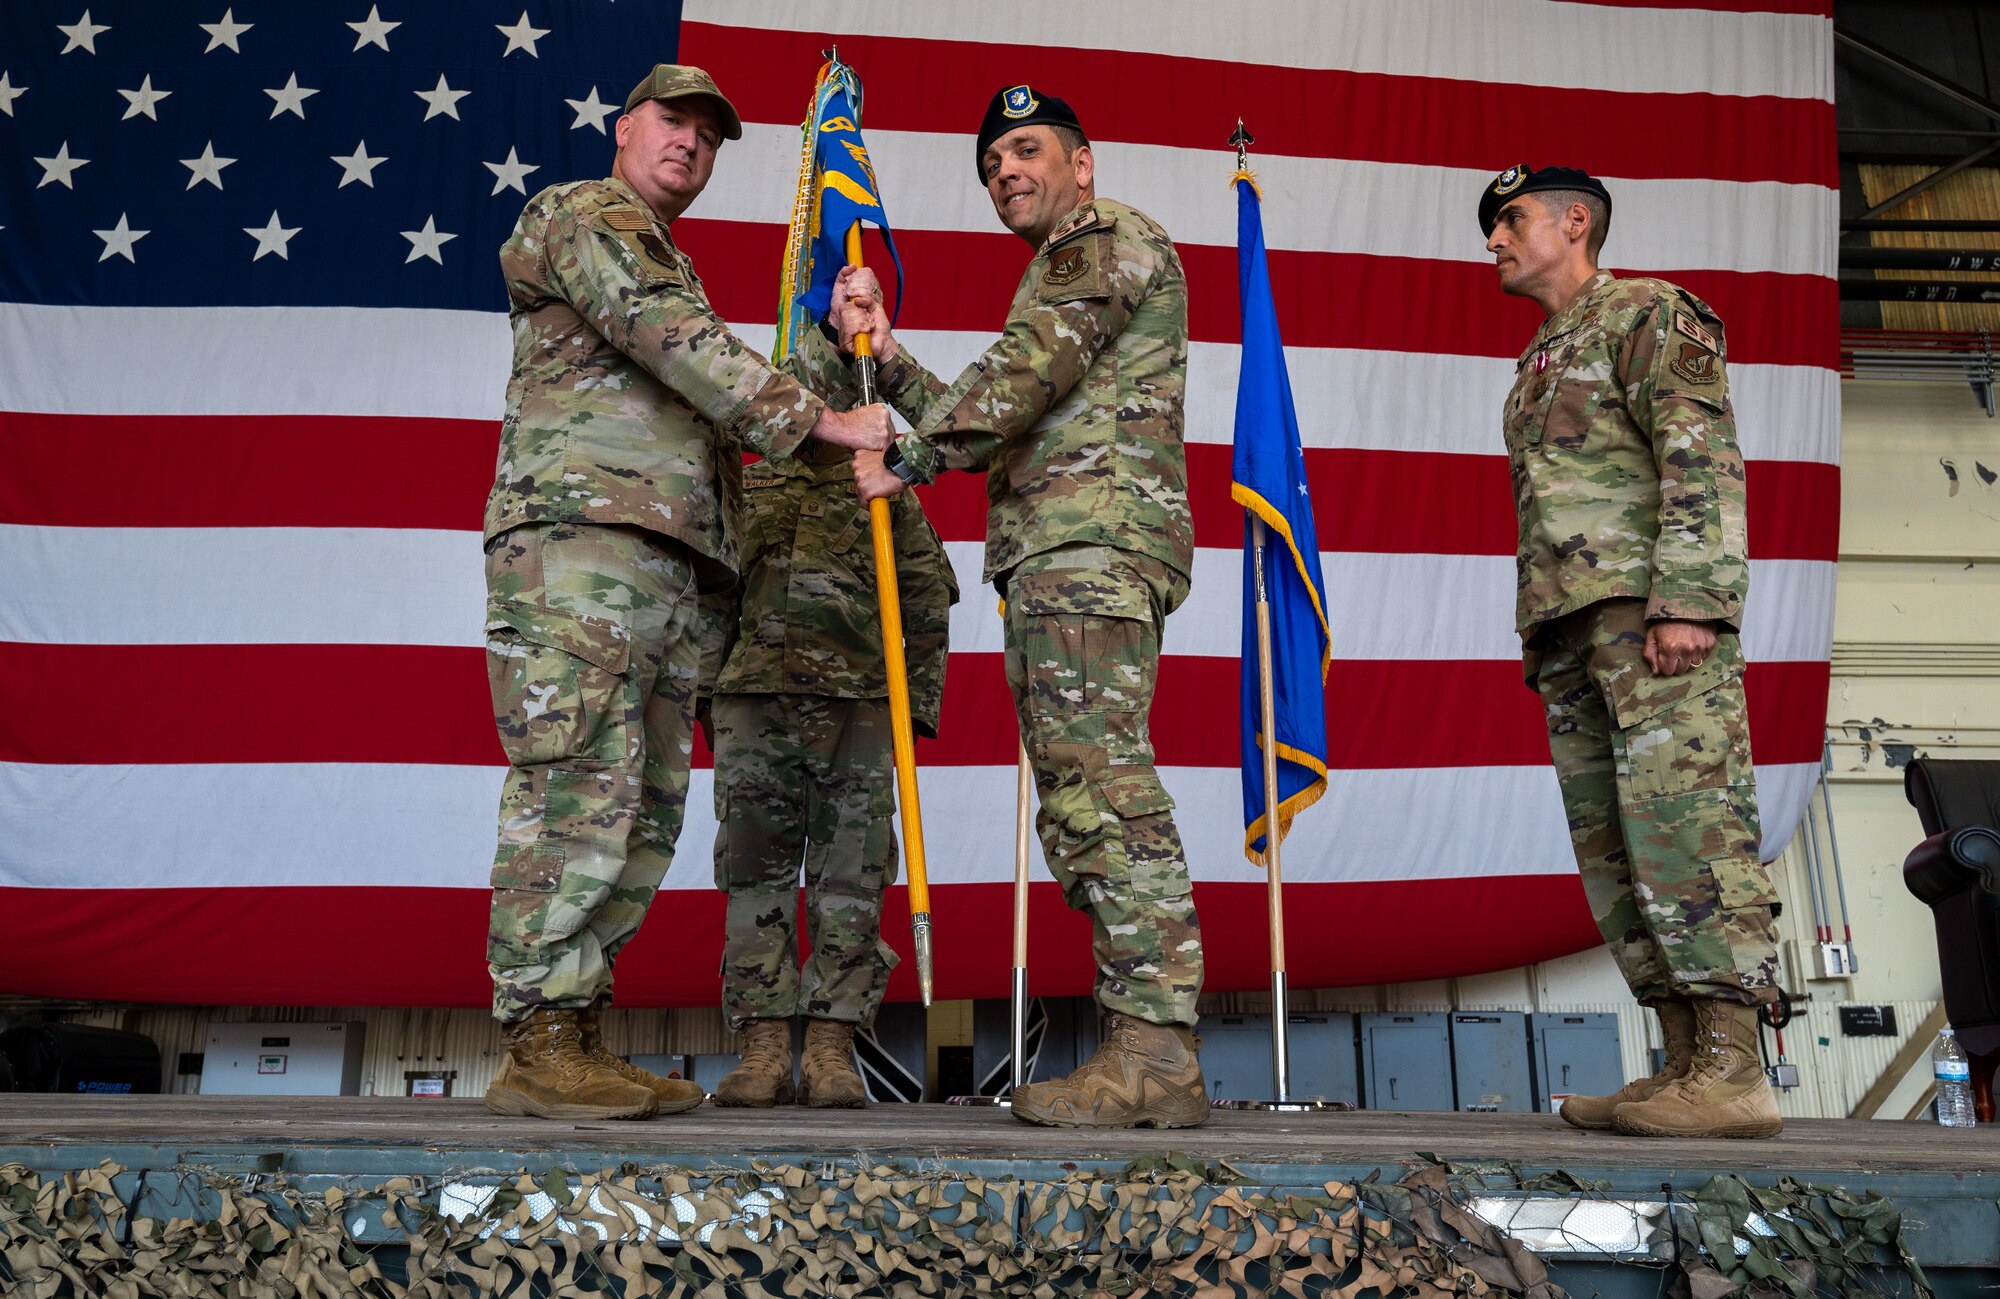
0, 1155, 1932, 1298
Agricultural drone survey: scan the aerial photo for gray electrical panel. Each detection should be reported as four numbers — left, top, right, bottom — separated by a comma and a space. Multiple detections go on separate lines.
1530, 1012, 1624, 1113
201, 1021, 366, 1096
1359, 1012, 1453, 1111
971, 996, 1101, 1098
1196, 1013, 1358, 1106
1449, 1012, 1532, 1112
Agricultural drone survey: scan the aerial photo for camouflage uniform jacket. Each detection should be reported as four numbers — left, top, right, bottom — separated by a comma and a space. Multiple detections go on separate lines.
712, 332, 959, 736
871, 197, 1194, 591
485, 177, 826, 589
1503, 270, 1748, 636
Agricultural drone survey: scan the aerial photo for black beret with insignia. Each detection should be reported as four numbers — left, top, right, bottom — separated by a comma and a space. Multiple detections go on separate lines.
975, 85, 1086, 182
1478, 164, 1613, 235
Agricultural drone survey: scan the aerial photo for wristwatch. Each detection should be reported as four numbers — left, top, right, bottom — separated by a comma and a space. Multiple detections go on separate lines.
882, 440, 920, 484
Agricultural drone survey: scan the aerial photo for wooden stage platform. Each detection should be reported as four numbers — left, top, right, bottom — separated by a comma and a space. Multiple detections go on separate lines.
2, 1097, 1995, 1295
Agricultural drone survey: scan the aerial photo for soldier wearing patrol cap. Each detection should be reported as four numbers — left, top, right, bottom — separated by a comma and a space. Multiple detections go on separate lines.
478, 63, 897, 1122
834, 85, 1208, 1130
1483, 164, 1783, 1139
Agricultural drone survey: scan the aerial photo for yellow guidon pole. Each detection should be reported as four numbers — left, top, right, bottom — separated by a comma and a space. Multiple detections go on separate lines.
843, 223, 935, 1007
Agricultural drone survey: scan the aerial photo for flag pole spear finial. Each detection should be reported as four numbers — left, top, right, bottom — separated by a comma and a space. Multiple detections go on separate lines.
1230, 119, 1253, 172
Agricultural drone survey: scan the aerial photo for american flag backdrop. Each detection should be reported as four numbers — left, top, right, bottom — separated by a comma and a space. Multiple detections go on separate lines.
0, 1, 1838, 1007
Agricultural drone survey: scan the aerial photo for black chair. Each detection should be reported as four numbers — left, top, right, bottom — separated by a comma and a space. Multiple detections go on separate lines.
1902, 758, 2000, 1122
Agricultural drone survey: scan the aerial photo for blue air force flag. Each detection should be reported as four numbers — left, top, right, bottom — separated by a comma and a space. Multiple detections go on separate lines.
1230, 175, 1331, 864
800, 79, 902, 326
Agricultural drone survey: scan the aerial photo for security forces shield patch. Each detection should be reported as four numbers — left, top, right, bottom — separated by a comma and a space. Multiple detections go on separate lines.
1670, 340, 1719, 384
1045, 245, 1088, 287
1494, 164, 1527, 195
1002, 85, 1038, 118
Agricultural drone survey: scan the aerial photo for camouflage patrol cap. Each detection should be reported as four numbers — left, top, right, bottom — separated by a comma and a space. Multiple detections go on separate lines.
975, 85, 1086, 181
624, 64, 743, 140
1479, 164, 1612, 234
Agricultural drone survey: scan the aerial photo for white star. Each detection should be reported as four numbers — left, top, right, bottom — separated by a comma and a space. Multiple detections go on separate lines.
243, 211, 301, 261
117, 74, 171, 121
565, 85, 616, 134
94, 213, 148, 263
415, 74, 469, 121
0, 74, 29, 118
58, 10, 111, 55
34, 142, 89, 189
180, 140, 237, 190
483, 145, 540, 196
400, 216, 457, 265
496, 10, 550, 57
265, 73, 319, 119
347, 5, 400, 52
199, 8, 252, 53
330, 140, 387, 187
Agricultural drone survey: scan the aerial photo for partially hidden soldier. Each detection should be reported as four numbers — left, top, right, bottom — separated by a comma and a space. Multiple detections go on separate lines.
838, 86, 1207, 1129
707, 326, 958, 1109
1483, 164, 1783, 1138
480, 65, 896, 1121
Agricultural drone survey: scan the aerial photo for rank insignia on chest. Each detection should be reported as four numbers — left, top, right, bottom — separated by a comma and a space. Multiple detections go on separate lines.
1045, 245, 1089, 287
1670, 340, 1720, 384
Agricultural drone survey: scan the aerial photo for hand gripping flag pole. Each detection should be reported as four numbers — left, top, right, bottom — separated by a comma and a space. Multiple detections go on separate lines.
1226, 122, 1335, 1113
779, 54, 933, 1005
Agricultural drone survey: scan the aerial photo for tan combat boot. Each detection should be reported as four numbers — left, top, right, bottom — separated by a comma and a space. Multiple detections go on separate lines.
577, 1004, 705, 1116
1612, 999, 1783, 1139
799, 1018, 868, 1108
715, 1018, 795, 1107
1559, 999, 1696, 1130
484, 1008, 659, 1121
1011, 1014, 1209, 1129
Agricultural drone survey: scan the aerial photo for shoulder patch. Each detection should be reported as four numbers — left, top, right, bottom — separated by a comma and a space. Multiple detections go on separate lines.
1043, 203, 1103, 250
1035, 229, 1111, 303
1672, 310, 1718, 355
589, 209, 684, 287
1668, 341, 1721, 386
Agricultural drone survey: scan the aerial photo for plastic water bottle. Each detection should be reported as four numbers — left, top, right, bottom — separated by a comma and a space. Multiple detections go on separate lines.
1933, 1027, 1977, 1128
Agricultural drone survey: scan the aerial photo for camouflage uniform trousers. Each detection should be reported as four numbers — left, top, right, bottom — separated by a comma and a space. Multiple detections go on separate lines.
710, 692, 901, 1030
483, 521, 701, 1022
1003, 542, 1202, 1028
1531, 597, 1781, 1006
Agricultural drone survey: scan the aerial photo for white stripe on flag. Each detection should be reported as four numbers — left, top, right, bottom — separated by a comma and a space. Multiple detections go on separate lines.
684, 0, 1832, 101
0, 523, 1835, 663
0, 758, 1824, 891
0, 307, 1839, 466
708, 123, 1836, 275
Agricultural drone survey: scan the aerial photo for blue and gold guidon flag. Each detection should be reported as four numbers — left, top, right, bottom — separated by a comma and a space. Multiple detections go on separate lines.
776, 59, 903, 364
1230, 172, 1331, 865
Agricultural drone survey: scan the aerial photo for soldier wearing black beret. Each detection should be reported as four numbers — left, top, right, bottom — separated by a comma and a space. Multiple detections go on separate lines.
832, 86, 1210, 1130
1485, 164, 1780, 1141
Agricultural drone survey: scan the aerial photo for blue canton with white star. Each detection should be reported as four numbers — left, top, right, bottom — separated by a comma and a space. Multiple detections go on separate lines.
0, 1, 683, 309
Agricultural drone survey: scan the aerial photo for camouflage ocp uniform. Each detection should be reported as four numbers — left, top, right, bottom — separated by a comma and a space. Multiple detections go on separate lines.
873, 197, 1203, 1027
483, 176, 832, 1023
710, 332, 957, 1031
1506, 270, 1779, 1006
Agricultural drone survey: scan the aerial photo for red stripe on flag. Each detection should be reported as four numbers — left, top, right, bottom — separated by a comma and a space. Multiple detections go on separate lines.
0, 417, 1838, 561
672, 220, 1839, 370
678, 24, 1835, 187
0, 876, 1600, 1006
0, 643, 1827, 770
